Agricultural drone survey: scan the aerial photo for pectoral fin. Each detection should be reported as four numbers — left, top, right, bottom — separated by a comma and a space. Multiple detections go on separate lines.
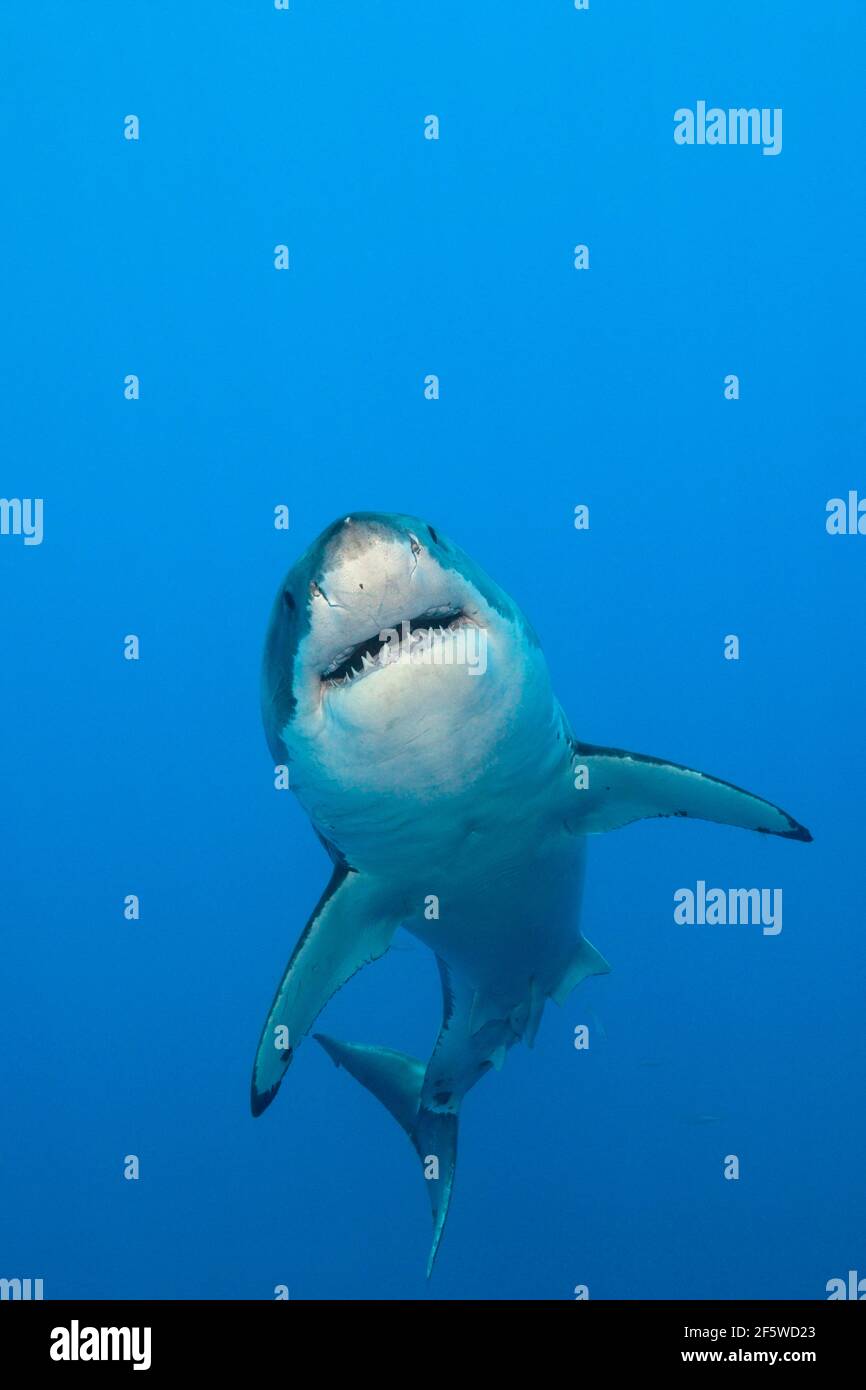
567, 740, 811, 841
251, 866, 398, 1117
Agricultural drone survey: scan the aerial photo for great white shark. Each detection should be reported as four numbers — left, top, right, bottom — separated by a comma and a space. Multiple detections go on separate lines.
251, 512, 811, 1275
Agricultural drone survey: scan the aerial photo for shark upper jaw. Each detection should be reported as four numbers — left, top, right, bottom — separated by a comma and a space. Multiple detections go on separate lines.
319, 605, 477, 692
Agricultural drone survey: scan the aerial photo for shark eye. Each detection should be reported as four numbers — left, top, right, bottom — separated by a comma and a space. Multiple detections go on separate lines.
428, 525, 440, 545
283, 591, 295, 612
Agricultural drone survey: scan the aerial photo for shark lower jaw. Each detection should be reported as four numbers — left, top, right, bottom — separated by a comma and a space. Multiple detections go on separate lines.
319, 608, 481, 694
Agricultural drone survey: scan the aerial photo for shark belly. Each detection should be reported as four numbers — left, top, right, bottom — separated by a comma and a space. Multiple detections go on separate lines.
404, 830, 586, 1008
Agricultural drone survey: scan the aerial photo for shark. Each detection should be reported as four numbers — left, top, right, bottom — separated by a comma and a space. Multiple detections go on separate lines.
251, 512, 811, 1275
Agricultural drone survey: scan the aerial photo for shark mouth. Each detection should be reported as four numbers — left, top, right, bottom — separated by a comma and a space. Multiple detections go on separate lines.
321, 605, 469, 688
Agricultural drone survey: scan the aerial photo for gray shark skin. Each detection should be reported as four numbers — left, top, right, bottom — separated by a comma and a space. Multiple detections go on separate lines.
251, 512, 811, 1275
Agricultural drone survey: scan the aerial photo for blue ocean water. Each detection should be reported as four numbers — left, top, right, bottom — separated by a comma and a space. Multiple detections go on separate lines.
2, 1, 864, 1301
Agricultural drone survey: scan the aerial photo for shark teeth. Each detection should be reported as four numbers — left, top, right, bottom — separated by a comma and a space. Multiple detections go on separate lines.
321, 607, 466, 688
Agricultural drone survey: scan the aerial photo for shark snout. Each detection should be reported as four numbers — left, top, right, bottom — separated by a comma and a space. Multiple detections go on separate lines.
310, 516, 418, 616
310, 513, 450, 620
325, 510, 452, 559
318, 512, 434, 572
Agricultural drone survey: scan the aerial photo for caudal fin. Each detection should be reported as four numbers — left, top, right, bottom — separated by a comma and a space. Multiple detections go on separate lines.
315, 1034, 459, 1277
413, 1105, 458, 1277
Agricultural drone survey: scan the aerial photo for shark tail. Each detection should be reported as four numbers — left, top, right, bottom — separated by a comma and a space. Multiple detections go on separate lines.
314, 1034, 458, 1277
